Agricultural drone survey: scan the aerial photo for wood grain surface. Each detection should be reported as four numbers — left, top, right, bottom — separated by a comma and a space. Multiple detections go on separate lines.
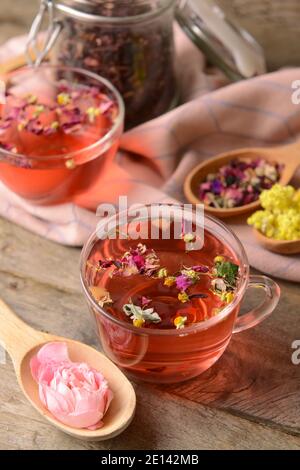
219, 0, 300, 69
0, 216, 299, 450
0, 0, 300, 451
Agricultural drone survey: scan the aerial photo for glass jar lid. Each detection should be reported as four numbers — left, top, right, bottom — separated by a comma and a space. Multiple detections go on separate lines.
176, 0, 266, 80
55, 0, 175, 22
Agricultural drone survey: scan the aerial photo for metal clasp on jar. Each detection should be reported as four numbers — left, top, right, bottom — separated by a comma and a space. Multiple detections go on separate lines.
26, 0, 62, 67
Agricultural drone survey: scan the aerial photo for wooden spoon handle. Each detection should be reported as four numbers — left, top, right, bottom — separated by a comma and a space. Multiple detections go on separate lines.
0, 298, 45, 364
271, 140, 300, 166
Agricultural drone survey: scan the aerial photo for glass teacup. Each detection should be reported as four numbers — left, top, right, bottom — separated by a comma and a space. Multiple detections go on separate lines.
80, 204, 280, 383
0, 65, 124, 205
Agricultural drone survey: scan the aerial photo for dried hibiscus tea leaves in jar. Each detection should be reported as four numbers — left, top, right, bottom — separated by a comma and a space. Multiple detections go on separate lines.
54, 2, 177, 129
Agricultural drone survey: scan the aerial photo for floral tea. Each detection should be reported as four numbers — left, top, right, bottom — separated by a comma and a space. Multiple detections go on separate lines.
0, 67, 122, 204
84, 222, 242, 382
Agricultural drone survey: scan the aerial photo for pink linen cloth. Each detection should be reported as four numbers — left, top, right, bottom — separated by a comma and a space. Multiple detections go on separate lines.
0, 31, 299, 282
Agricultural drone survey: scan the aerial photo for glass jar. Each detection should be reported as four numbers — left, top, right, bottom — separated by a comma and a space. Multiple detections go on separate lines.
30, 0, 178, 129
27, 0, 265, 129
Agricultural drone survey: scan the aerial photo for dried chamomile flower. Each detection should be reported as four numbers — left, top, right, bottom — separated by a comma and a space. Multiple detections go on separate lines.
182, 232, 196, 243
174, 316, 187, 329
89, 286, 113, 308
178, 292, 189, 303
123, 300, 161, 327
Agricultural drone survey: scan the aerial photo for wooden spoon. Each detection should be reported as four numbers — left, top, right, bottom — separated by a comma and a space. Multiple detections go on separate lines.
0, 297, 136, 441
184, 141, 300, 218
253, 228, 300, 255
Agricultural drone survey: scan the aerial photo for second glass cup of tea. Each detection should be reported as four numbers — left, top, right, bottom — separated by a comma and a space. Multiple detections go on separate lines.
80, 204, 280, 384
0, 65, 124, 206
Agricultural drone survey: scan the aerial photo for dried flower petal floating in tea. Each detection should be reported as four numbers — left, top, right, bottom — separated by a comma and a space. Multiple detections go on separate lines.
0, 83, 118, 158
88, 240, 240, 330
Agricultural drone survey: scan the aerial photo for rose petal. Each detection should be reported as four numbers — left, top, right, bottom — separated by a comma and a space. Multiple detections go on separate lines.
55, 409, 104, 429
41, 383, 73, 415
104, 389, 114, 414
73, 388, 105, 416
37, 342, 70, 364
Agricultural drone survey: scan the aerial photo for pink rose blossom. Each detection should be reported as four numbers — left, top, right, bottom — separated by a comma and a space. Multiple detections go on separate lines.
30, 342, 113, 430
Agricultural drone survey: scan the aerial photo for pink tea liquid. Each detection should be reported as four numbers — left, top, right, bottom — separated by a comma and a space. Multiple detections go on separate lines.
85, 227, 241, 383
0, 83, 119, 205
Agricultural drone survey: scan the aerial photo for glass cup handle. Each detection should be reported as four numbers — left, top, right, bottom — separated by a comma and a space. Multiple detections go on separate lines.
233, 275, 280, 334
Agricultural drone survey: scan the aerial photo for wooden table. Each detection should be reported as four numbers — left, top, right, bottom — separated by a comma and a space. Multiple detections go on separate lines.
0, 216, 299, 450
0, 0, 300, 451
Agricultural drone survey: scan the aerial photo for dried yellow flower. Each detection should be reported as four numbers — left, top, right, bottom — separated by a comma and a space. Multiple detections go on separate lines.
214, 255, 225, 264
164, 276, 176, 287
57, 93, 71, 106
174, 316, 187, 329
157, 267, 168, 278
178, 292, 189, 303
133, 318, 145, 328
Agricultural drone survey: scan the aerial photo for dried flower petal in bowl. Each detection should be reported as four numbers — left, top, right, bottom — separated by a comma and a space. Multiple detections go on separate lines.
248, 184, 300, 240
198, 158, 282, 209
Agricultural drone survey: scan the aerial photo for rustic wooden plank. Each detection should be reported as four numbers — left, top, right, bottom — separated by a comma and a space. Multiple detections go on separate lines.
1, 217, 299, 437
1, 359, 300, 450
219, 0, 300, 69
0, 217, 80, 293
0, 270, 95, 346
0, 251, 298, 448
163, 280, 300, 435
0, 0, 299, 451
0, 217, 299, 439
